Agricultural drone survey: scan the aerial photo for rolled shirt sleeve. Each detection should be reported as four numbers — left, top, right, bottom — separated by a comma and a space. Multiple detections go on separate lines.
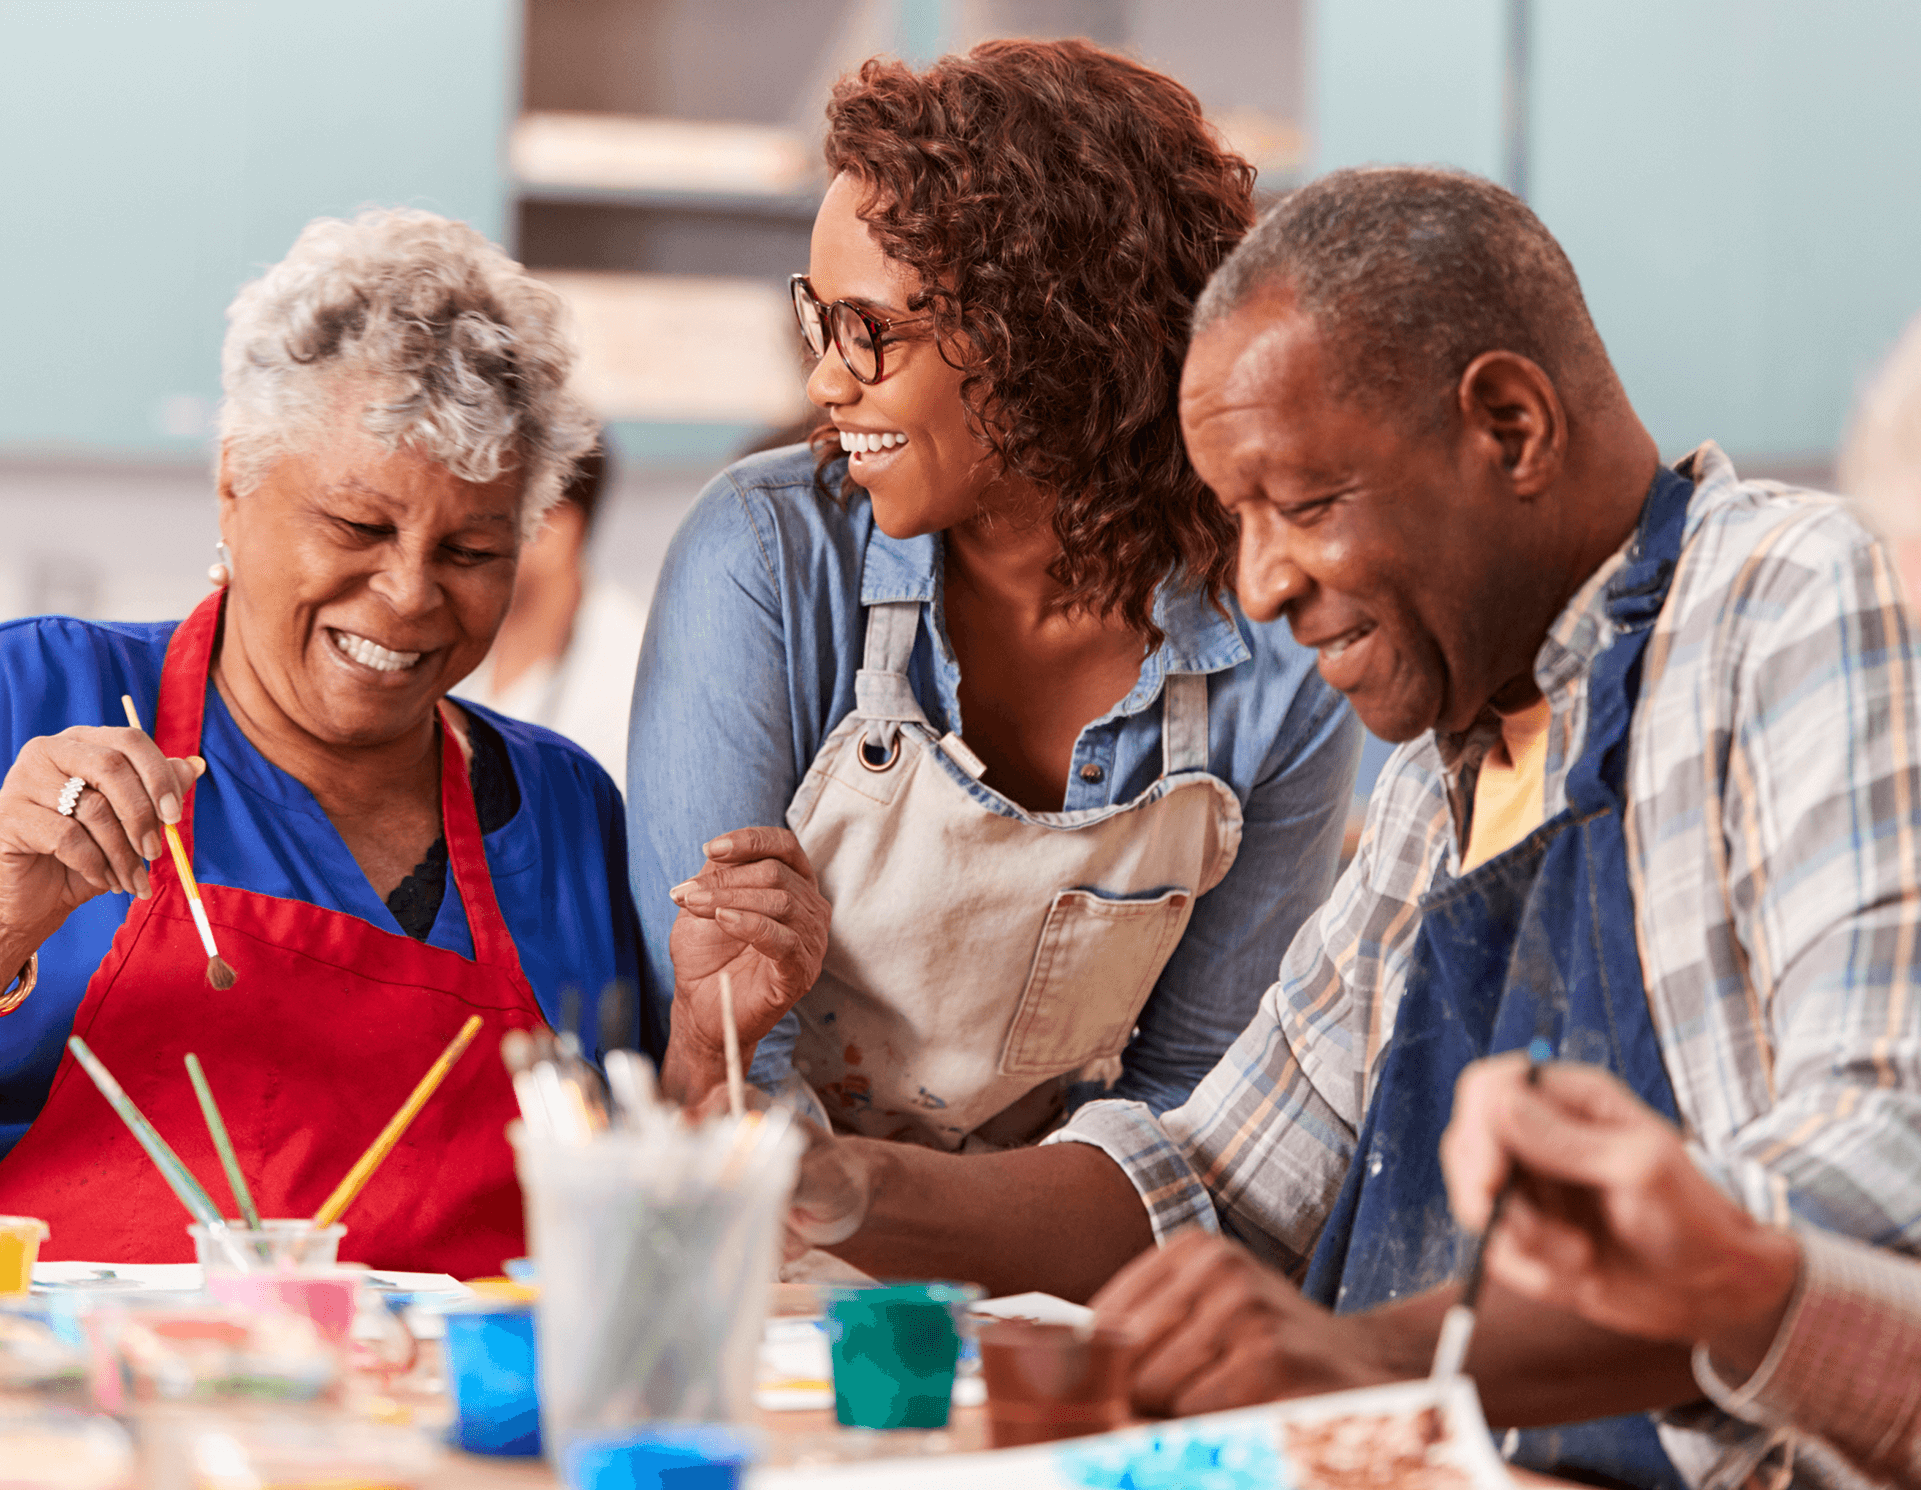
1694, 1228, 1921, 1487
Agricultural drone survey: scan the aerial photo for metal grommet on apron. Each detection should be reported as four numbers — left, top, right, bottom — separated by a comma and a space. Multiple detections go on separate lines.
784, 599, 1244, 1151
857, 735, 901, 773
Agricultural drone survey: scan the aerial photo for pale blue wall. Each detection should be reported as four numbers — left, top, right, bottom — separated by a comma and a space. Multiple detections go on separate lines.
0, 0, 516, 456
1315, 0, 1505, 181
1314, 0, 1921, 462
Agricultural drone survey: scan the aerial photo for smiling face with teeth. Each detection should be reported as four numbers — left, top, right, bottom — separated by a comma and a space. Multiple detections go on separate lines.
216, 404, 522, 752
1182, 297, 1579, 743
802, 174, 1040, 539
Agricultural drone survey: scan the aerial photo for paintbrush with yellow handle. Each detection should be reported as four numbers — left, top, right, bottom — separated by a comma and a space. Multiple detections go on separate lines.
120, 694, 235, 990
313, 1014, 484, 1227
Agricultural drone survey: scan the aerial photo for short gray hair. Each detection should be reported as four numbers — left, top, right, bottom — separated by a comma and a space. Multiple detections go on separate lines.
1194, 166, 1613, 427
1840, 313, 1921, 541
218, 208, 596, 536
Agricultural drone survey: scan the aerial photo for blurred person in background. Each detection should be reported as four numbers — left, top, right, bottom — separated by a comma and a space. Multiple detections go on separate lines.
457, 439, 649, 784
1429, 309, 1921, 1490
634, 39, 1358, 1149
0, 209, 697, 1274
1842, 311, 1921, 602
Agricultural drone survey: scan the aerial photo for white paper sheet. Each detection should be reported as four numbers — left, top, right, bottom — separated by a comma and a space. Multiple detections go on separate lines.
31, 1262, 469, 1303
969, 1292, 1096, 1330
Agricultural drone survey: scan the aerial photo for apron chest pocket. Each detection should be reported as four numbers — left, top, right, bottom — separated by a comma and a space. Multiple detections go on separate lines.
998, 886, 1193, 1078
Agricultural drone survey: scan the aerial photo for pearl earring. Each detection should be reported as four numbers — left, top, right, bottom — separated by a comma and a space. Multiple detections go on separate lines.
208, 540, 232, 587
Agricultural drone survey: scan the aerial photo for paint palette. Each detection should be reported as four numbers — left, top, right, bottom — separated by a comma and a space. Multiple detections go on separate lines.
752, 1376, 1513, 1490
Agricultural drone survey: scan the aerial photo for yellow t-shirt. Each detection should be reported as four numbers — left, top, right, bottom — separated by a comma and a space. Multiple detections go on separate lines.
1460, 697, 1553, 873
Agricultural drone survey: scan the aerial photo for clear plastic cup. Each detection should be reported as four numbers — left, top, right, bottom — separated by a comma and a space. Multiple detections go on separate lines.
512, 1112, 801, 1461
188, 1220, 344, 1271
0, 1215, 50, 1295
202, 1272, 360, 1344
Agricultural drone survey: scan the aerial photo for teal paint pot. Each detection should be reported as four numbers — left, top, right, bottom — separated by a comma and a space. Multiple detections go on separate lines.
822, 1281, 983, 1430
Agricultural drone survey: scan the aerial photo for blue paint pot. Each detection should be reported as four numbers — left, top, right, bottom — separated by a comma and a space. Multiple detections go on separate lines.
563, 1424, 756, 1490
443, 1304, 541, 1456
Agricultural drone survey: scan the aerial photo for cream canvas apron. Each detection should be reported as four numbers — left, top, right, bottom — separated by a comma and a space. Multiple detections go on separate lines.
785, 600, 1243, 1150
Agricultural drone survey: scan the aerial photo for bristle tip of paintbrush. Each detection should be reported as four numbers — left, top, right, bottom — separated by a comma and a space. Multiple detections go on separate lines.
206, 956, 237, 990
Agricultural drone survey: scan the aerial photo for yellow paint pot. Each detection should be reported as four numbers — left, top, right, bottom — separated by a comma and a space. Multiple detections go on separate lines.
0, 1214, 49, 1294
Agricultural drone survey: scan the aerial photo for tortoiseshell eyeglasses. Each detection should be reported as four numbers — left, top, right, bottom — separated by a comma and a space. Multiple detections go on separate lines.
789, 273, 926, 385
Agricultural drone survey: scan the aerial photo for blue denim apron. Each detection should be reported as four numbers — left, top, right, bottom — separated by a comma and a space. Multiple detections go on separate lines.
1301, 467, 1695, 1490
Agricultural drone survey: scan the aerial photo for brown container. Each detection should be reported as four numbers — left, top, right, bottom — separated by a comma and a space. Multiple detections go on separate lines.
977, 1320, 1139, 1448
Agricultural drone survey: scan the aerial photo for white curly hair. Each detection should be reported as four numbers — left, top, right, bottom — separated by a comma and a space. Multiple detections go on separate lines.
218, 207, 597, 537
1841, 312, 1921, 541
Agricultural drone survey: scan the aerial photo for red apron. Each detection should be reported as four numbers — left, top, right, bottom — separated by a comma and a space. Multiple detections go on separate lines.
0, 592, 545, 1276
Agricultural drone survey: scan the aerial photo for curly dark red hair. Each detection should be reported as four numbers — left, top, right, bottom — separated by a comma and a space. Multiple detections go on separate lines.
814, 38, 1255, 644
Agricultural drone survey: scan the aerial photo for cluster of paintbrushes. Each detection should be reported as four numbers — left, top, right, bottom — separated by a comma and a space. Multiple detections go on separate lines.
503, 980, 660, 1145
65, 1014, 483, 1267
502, 973, 753, 1146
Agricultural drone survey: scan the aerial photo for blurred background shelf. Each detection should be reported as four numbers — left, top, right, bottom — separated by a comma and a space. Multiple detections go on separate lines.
511, 113, 817, 199
514, 184, 824, 218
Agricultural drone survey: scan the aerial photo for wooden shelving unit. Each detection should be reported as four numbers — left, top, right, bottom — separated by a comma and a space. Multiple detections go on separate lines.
508, 0, 1308, 461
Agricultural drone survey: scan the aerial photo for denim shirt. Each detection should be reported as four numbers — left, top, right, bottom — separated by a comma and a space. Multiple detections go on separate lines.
626, 445, 1360, 1114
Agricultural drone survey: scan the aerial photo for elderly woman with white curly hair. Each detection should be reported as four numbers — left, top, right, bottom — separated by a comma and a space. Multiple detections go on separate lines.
0, 209, 733, 1275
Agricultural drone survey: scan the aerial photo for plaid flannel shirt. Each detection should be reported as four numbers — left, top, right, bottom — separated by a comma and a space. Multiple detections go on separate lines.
1051, 443, 1921, 1487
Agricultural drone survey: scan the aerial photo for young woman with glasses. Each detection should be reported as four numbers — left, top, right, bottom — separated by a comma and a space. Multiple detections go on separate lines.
629, 39, 1360, 1156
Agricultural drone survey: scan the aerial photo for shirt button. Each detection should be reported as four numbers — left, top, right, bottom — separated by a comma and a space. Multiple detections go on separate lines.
1079, 763, 1105, 784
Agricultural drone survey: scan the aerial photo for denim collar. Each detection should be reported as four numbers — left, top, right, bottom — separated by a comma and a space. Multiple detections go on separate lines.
858, 522, 1250, 712
1433, 451, 1722, 806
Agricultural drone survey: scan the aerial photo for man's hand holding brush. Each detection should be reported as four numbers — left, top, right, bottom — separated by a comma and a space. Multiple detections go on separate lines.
1441, 1054, 1803, 1382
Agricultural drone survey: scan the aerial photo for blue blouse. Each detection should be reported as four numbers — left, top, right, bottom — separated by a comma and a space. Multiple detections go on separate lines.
627, 446, 1362, 1116
0, 615, 648, 1160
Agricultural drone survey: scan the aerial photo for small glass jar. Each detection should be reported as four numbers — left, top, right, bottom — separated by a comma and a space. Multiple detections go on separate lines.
187, 1219, 345, 1271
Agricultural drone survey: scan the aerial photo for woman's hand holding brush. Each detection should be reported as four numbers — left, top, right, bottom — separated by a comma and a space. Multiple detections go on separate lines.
1441, 1054, 1803, 1381
661, 826, 831, 1105
0, 717, 204, 977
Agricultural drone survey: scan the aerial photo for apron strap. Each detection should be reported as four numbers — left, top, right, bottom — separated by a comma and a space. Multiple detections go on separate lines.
854, 601, 933, 755
1160, 672, 1210, 776
435, 705, 525, 973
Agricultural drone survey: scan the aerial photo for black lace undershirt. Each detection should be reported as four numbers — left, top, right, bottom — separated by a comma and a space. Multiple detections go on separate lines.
384, 714, 520, 941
